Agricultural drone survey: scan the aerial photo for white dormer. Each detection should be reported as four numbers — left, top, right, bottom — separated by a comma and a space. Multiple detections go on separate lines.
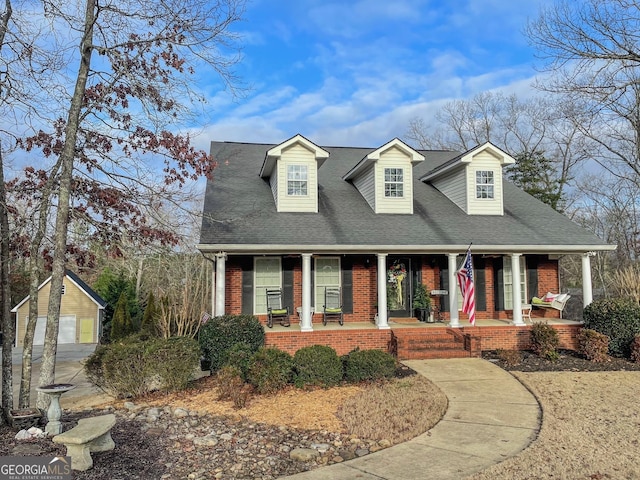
259, 134, 329, 213
343, 138, 424, 214
420, 142, 515, 215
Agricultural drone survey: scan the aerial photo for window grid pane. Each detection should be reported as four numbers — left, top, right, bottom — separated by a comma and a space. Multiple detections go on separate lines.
476, 171, 494, 199
315, 257, 340, 311
287, 165, 308, 196
384, 168, 404, 198
503, 257, 527, 310
255, 258, 281, 314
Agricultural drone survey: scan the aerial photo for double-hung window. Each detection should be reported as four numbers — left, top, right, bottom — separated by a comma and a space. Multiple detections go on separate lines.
384, 168, 404, 198
254, 257, 281, 314
476, 170, 494, 199
287, 165, 308, 196
315, 257, 340, 311
503, 257, 527, 310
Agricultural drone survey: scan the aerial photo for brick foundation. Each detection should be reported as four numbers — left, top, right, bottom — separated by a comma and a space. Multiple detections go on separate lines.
265, 323, 582, 359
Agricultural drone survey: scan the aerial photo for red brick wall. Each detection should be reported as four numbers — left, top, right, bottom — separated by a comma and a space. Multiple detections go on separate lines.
223, 254, 562, 323
264, 324, 581, 358
462, 324, 580, 351
265, 328, 392, 356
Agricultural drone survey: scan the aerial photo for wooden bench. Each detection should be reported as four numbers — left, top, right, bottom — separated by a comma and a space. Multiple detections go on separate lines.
53, 414, 116, 471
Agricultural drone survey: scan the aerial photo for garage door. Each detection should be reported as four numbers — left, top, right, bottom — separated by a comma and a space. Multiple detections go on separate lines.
33, 315, 76, 345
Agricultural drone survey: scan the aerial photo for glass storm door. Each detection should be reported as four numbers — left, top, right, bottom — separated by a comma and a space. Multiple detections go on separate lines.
387, 257, 411, 317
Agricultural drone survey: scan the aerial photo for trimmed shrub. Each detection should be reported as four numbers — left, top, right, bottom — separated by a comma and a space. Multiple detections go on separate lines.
90, 340, 150, 397
147, 336, 200, 392
246, 347, 293, 394
583, 298, 640, 357
84, 335, 199, 398
223, 342, 255, 380
293, 345, 343, 388
577, 328, 610, 363
344, 349, 396, 383
530, 322, 560, 361
630, 335, 640, 363
198, 314, 265, 373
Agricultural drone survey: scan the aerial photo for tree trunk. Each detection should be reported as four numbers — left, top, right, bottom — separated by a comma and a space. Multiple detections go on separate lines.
36, 0, 96, 409
0, 146, 14, 421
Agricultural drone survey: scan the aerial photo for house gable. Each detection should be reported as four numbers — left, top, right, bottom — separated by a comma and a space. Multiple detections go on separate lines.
259, 134, 329, 213
344, 138, 424, 214
420, 142, 514, 215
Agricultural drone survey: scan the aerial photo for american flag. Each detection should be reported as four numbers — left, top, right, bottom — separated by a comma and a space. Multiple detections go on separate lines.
456, 248, 476, 325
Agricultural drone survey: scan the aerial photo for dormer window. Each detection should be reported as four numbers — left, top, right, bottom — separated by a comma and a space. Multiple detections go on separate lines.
287, 165, 308, 196
384, 168, 404, 198
476, 170, 494, 199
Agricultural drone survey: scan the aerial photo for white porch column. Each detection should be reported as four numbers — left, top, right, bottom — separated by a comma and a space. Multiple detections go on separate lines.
582, 252, 594, 307
210, 258, 216, 316
301, 253, 313, 332
448, 253, 460, 328
377, 253, 389, 329
214, 252, 226, 316
511, 253, 525, 326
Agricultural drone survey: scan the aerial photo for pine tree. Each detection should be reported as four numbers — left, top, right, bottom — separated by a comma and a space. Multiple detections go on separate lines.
111, 292, 135, 341
140, 291, 159, 337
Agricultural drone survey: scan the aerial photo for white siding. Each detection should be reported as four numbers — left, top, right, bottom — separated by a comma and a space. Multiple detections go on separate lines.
276, 143, 318, 212
374, 146, 413, 214
467, 151, 504, 215
352, 165, 376, 210
432, 169, 467, 212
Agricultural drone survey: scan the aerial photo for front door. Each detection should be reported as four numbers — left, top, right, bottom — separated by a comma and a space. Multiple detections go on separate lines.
387, 257, 412, 317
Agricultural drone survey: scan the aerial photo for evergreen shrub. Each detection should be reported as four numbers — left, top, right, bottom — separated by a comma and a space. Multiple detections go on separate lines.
198, 315, 265, 373
246, 347, 293, 394
577, 328, 610, 363
583, 298, 640, 357
293, 345, 343, 388
530, 322, 560, 361
84, 335, 199, 398
223, 342, 255, 380
343, 349, 396, 383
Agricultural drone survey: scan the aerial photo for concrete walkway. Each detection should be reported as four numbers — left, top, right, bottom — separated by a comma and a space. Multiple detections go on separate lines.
2, 344, 110, 409
284, 358, 541, 480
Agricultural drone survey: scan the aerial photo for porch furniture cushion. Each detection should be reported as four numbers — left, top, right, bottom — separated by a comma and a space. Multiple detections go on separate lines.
532, 294, 571, 317
323, 287, 344, 326
266, 289, 290, 328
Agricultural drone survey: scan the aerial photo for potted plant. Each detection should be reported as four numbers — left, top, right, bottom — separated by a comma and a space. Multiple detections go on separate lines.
413, 283, 432, 322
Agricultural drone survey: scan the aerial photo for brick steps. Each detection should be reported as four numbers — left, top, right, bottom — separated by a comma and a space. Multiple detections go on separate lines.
393, 328, 472, 360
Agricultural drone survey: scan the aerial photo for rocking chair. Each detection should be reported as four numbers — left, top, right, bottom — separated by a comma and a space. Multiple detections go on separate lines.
323, 287, 344, 326
266, 289, 290, 328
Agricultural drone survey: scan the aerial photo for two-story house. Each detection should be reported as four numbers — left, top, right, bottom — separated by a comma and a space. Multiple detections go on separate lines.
198, 135, 615, 358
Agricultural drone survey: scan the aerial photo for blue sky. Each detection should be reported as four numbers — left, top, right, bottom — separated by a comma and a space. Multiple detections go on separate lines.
193, 0, 554, 151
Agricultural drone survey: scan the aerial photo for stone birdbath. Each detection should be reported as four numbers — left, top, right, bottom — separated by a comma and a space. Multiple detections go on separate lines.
36, 383, 76, 435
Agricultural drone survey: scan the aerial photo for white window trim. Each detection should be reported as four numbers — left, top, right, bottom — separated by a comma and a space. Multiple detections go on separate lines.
384, 167, 404, 198
503, 256, 527, 309
476, 170, 495, 200
286, 164, 308, 196
314, 256, 341, 312
254, 257, 282, 315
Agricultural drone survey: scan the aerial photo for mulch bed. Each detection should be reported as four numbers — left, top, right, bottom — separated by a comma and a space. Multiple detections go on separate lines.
482, 349, 640, 372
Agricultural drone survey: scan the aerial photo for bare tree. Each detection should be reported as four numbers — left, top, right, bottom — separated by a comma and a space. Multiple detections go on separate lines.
0, 0, 245, 409
406, 91, 585, 211
526, 0, 640, 186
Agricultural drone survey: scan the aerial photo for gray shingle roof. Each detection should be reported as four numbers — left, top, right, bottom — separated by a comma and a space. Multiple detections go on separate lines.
198, 141, 614, 254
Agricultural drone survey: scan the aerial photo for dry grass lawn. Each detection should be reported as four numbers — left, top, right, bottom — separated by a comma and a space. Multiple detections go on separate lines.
466, 371, 640, 480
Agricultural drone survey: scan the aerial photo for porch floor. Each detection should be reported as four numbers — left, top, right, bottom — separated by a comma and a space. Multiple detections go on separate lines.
266, 317, 583, 332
